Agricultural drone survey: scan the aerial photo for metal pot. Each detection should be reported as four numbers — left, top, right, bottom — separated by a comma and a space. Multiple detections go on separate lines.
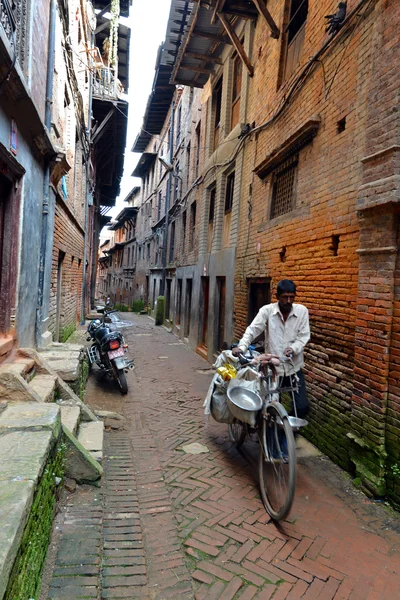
227, 385, 262, 427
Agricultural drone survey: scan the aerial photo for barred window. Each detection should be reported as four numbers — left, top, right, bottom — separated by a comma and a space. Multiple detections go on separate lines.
270, 155, 298, 219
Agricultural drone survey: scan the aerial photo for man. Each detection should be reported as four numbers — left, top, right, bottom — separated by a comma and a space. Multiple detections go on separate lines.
232, 279, 310, 418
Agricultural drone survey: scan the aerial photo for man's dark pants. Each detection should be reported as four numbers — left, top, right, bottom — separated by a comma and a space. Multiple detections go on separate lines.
280, 369, 309, 419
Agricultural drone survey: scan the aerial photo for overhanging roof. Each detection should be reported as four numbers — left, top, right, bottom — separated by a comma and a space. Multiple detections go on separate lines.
110, 206, 138, 228
92, 98, 129, 207
132, 43, 175, 153
132, 153, 157, 178
123, 186, 140, 202
165, 0, 279, 88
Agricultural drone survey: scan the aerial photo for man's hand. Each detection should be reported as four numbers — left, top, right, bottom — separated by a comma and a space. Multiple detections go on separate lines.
231, 347, 243, 357
284, 347, 294, 357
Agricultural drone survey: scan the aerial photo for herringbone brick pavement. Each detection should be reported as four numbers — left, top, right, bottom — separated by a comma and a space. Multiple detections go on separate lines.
43, 315, 400, 599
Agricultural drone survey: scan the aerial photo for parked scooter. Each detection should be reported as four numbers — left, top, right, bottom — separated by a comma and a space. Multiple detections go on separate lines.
86, 307, 134, 394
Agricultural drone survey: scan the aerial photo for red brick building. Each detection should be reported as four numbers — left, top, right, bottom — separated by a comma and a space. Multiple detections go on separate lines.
156, 0, 400, 504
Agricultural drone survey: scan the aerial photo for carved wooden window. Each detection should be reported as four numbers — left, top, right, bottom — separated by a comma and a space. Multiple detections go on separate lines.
212, 78, 223, 151
270, 155, 298, 219
231, 54, 242, 130
189, 201, 196, 251
225, 171, 235, 214
195, 121, 201, 178
1, 0, 29, 71
169, 221, 175, 263
283, 0, 308, 81
182, 210, 187, 251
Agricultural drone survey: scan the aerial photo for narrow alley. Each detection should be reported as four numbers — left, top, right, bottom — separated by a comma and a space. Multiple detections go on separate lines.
41, 314, 400, 600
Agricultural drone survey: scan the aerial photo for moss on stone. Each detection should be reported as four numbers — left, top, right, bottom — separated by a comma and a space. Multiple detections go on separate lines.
4, 442, 65, 600
59, 323, 76, 343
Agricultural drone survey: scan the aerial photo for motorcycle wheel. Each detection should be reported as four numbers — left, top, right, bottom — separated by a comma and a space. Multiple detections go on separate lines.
116, 368, 128, 395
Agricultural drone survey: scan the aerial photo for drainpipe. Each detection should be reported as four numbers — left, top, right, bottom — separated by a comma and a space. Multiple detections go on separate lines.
80, 32, 94, 324
36, 0, 57, 348
160, 102, 175, 296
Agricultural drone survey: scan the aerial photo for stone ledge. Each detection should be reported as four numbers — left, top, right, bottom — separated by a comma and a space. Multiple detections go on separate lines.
0, 403, 61, 598
0, 480, 35, 600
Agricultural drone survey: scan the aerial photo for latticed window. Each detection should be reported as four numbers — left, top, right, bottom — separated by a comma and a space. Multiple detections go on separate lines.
270, 155, 298, 219
1, 0, 28, 71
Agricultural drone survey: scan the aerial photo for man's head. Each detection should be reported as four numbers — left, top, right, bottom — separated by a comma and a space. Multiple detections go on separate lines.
276, 280, 296, 314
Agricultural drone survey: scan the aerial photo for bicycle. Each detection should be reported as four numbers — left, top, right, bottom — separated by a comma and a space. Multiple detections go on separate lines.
226, 351, 307, 521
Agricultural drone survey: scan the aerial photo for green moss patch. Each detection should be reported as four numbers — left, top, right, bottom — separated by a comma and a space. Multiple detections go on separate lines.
4, 443, 65, 600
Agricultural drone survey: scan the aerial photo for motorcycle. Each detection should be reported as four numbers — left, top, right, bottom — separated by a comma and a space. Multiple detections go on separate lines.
86, 307, 134, 394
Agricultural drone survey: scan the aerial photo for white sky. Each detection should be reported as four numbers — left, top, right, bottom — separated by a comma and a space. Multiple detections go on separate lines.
111, 0, 172, 218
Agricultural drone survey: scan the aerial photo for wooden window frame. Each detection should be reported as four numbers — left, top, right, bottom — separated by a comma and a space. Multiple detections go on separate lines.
231, 53, 242, 130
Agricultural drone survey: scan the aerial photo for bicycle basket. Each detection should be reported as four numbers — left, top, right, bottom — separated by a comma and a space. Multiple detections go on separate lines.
227, 383, 262, 427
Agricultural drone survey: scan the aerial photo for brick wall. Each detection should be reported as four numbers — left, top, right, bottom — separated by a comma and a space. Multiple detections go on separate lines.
231, 0, 400, 500
48, 199, 84, 341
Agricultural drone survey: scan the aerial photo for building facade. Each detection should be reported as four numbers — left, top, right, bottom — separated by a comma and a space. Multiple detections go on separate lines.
0, 0, 130, 356
124, 0, 400, 504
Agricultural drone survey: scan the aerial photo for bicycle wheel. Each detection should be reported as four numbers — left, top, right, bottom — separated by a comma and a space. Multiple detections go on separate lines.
259, 404, 296, 521
228, 420, 247, 446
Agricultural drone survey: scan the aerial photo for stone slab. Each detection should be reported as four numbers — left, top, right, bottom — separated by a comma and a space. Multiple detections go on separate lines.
0, 480, 35, 599
49, 343, 84, 352
0, 403, 61, 439
60, 406, 80, 435
296, 436, 322, 458
41, 359, 80, 382
0, 371, 42, 403
57, 380, 98, 423
29, 374, 57, 402
0, 430, 54, 483
78, 422, 104, 453
63, 425, 103, 484
0, 358, 35, 380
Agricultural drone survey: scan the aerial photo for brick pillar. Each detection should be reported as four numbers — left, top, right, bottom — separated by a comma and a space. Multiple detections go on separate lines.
351, 0, 400, 495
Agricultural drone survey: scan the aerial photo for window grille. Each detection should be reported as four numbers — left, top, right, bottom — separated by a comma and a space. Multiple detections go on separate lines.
270, 155, 298, 219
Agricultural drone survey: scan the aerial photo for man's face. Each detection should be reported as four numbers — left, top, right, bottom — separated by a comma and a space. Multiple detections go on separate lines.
277, 291, 295, 314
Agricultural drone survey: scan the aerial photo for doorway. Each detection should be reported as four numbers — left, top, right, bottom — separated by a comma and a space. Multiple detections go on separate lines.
184, 279, 192, 337
247, 278, 271, 349
55, 251, 65, 342
200, 276, 209, 348
216, 276, 226, 351
166, 278, 171, 321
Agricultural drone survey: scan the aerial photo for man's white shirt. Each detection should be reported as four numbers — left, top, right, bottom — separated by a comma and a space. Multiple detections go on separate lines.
238, 302, 310, 376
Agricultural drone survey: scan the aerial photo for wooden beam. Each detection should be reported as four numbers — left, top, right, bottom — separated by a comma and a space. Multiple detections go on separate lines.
180, 64, 213, 74
251, 0, 280, 39
92, 107, 116, 144
217, 13, 254, 77
211, 0, 226, 25
191, 30, 232, 44
185, 51, 223, 65
95, 21, 109, 35
219, 8, 254, 20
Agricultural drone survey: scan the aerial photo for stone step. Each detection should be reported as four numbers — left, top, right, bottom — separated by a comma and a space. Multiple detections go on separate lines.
0, 358, 35, 382
59, 405, 80, 436
28, 374, 58, 403
77, 421, 104, 463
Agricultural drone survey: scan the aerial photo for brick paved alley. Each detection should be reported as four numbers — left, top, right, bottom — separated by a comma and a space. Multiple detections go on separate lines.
42, 314, 400, 600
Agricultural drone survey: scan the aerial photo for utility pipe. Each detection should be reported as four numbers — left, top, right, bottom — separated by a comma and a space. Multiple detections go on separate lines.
160, 102, 175, 297
36, 0, 57, 348
80, 32, 94, 323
